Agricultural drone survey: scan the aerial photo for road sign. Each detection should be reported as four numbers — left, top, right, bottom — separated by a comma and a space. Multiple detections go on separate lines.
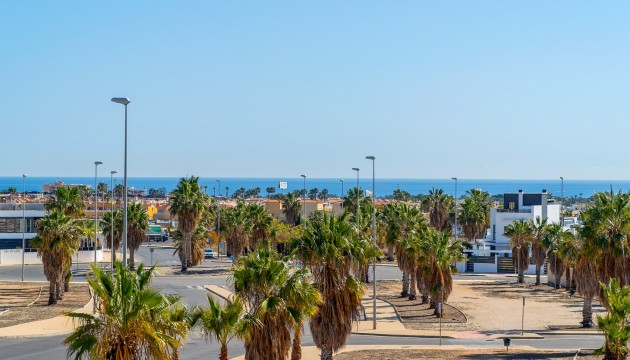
279, 181, 288, 190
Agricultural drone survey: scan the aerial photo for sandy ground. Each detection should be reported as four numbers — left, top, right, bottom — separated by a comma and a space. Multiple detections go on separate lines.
334, 349, 596, 360
155, 264, 231, 277
0, 281, 90, 328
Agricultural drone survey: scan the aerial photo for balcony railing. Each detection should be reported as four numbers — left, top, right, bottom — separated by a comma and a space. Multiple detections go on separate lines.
0, 203, 45, 211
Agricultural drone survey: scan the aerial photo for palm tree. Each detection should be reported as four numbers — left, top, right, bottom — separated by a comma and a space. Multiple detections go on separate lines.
169, 176, 207, 271
291, 213, 365, 360
173, 208, 215, 266
102, 209, 122, 262
223, 202, 253, 257
595, 279, 630, 360
45, 187, 85, 218
504, 219, 531, 284
64, 263, 189, 359
231, 245, 320, 360
248, 203, 272, 248
282, 193, 302, 225
193, 295, 248, 360
459, 189, 491, 244
424, 188, 453, 232
31, 210, 84, 305
126, 202, 149, 269
543, 223, 567, 289
528, 217, 549, 285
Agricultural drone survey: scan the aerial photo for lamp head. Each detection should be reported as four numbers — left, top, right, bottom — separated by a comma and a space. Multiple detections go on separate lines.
340, 179, 344, 182
111, 170, 118, 175
365, 156, 375, 160
22, 174, 27, 178
560, 176, 563, 180
95, 161, 103, 166
352, 167, 360, 171
300, 174, 306, 178
452, 177, 457, 181
111, 97, 131, 105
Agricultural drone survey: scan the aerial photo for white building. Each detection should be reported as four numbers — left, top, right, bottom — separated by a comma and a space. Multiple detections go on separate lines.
0, 202, 45, 264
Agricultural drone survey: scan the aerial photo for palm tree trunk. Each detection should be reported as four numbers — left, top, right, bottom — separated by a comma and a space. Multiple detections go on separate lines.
570, 268, 576, 292
518, 268, 525, 284
401, 272, 409, 297
565, 267, 572, 290
582, 296, 593, 328
408, 270, 417, 300
554, 272, 562, 290
320, 343, 333, 360
220, 344, 229, 360
291, 328, 302, 360
129, 248, 135, 270
535, 265, 541, 285
387, 246, 394, 261
56, 282, 64, 300
64, 271, 71, 292
364, 265, 370, 284
48, 281, 57, 305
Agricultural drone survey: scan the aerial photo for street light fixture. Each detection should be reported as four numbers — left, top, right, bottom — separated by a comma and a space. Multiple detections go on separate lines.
94, 161, 103, 267
111, 97, 130, 267
365, 156, 376, 330
110, 170, 117, 272
340, 179, 344, 209
21, 174, 27, 282
301, 175, 306, 228
352, 168, 360, 226
452, 177, 458, 239
216, 179, 221, 260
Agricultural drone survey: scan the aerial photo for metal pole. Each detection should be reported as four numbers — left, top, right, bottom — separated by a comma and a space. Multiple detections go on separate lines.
94, 162, 101, 267
367, 157, 376, 330
21, 174, 26, 282
110, 171, 116, 272
452, 177, 458, 239
216, 179, 221, 261
439, 302, 442, 345
560, 177, 564, 227
340, 179, 344, 208
353, 168, 360, 227
521, 297, 525, 336
301, 175, 306, 228
122, 104, 128, 268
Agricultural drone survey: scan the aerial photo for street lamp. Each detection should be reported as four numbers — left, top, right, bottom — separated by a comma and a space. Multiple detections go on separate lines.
560, 176, 564, 226
111, 97, 130, 267
301, 175, 306, 228
216, 179, 221, 260
452, 177, 458, 239
365, 156, 376, 330
94, 161, 103, 267
21, 174, 27, 282
340, 179, 344, 209
352, 168, 360, 226
110, 170, 117, 272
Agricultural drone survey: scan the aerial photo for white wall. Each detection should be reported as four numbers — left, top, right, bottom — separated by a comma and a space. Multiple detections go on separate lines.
0, 249, 103, 264
474, 262, 498, 273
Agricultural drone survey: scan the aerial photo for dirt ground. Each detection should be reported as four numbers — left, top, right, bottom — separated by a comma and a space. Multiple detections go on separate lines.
0, 281, 90, 328
155, 264, 231, 277
334, 349, 596, 360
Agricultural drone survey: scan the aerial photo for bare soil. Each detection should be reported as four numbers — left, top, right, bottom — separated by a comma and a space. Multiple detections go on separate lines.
0, 281, 90, 328
334, 349, 596, 360
377, 280, 467, 330
155, 264, 231, 277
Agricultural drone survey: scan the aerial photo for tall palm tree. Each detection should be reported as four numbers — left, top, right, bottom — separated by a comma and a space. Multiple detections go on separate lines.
193, 295, 248, 360
504, 219, 531, 284
45, 187, 85, 218
543, 223, 567, 289
126, 202, 149, 269
282, 193, 302, 226
31, 210, 84, 305
248, 203, 273, 248
232, 245, 320, 360
528, 217, 549, 285
424, 188, 453, 232
169, 176, 207, 271
595, 279, 630, 360
102, 209, 122, 262
291, 213, 365, 360
223, 202, 253, 257
459, 189, 491, 244
64, 263, 189, 359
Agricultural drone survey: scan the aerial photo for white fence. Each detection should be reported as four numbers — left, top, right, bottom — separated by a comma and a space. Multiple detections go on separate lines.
0, 249, 103, 265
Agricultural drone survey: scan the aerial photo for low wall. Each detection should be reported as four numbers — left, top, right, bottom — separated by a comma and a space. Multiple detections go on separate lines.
0, 249, 103, 265
474, 262, 498, 273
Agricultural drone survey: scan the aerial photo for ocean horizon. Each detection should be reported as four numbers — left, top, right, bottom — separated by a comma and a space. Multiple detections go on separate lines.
2, 177, 630, 198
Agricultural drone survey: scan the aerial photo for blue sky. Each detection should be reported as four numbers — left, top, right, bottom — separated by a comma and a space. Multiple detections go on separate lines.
2, 2, 630, 179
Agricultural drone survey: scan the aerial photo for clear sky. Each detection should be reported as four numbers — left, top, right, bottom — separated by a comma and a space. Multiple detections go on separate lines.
2, 2, 630, 179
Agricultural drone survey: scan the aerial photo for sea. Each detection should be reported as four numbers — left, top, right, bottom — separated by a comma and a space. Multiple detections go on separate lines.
2, 177, 630, 198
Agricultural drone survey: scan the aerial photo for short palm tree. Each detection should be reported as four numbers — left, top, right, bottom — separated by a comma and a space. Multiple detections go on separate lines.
31, 210, 84, 305
248, 203, 273, 248
223, 202, 253, 257
46, 187, 85, 218
282, 193, 302, 225
543, 223, 567, 289
193, 295, 248, 360
504, 219, 531, 284
170, 176, 207, 271
459, 189, 491, 243
64, 263, 189, 360
595, 279, 630, 360
232, 245, 320, 360
102, 209, 122, 262
424, 188, 453, 232
528, 217, 549, 285
173, 222, 210, 266
126, 202, 149, 269
291, 213, 365, 360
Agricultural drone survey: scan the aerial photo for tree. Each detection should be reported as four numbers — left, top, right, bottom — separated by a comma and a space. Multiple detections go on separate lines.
149, 187, 167, 198
223, 202, 253, 257
392, 189, 411, 202
291, 213, 365, 360
2, 186, 18, 194
31, 210, 84, 305
248, 203, 272, 249
64, 263, 189, 360
46, 187, 85, 218
193, 295, 249, 360
595, 279, 630, 360
543, 223, 567, 289
308, 188, 319, 200
232, 245, 320, 360
504, 219, 531, 284
282, 193, 302, 226
528, 217, 549, 285
424, 188, 453, 232
169, 176, 208, 271
102, 209, 122, 262
266, 187, 276, 197
126, 202, 149, 269
318, 189, 329, 202
459, 189, 491, 243
97, 182, 108, 197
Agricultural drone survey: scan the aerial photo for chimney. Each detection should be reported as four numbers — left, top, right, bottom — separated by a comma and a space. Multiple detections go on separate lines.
518, 189, 523, 209
541, 189, 548, 220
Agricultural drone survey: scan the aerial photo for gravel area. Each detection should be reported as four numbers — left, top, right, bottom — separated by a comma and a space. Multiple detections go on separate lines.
0, 281, 90, 328
334, 349, 596, 360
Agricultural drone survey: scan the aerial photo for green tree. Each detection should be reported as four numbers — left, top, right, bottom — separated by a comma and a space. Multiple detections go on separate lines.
46, 187, 85, 218
232, 245, 320, 360
392, 189, 411, 202
459, 189, 491, 243
291, 213, 365, 360
282, 193, 302, 226
424, 188, 453, 232
528, 217, 549, 285
595, 279, 630, 360
169, 176, 208, 271
308, 188, 319, 200
126, 202, 149, 269
64, 263, 189, 360
248, 203, 272, 249
223, 202, 253, 257
543, 223, 567, 289
102, 209, 123, 262
266, 187, 276, 197
504, 219, 531, 284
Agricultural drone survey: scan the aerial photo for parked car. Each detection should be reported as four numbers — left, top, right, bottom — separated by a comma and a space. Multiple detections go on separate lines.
204, 248, 214, 259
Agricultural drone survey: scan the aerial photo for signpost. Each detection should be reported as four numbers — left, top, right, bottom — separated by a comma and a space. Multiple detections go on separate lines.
279, 181, 287, 194
150, 247, 155, 266
438, 302, 443, 346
